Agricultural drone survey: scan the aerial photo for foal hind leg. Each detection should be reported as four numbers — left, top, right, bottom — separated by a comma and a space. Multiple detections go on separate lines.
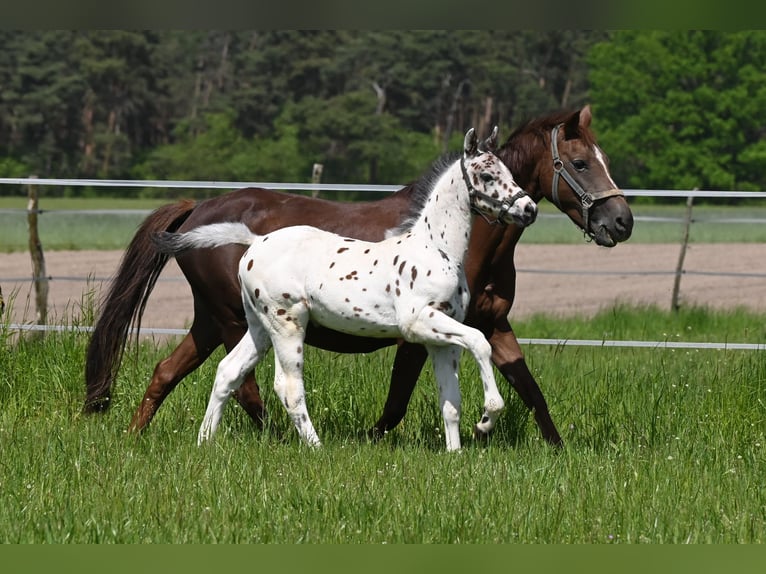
271, 348, 320, 447
197, 327, 271, 445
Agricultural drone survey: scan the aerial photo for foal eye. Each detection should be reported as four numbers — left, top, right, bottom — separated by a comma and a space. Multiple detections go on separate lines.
480, 173, 494, 183
572, 159, 587, 171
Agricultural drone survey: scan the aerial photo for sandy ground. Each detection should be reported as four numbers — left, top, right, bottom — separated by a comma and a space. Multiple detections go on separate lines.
2, 242, 764, 330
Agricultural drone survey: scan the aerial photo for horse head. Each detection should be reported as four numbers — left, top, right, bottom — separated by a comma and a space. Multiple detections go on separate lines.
536, 105, 634, 247
462, 127, 537, 229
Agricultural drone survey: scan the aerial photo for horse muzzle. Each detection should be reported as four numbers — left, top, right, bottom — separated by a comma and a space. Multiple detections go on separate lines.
588, 194, 634, 247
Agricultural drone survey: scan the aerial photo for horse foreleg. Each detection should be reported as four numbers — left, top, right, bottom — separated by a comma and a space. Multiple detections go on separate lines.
129, 331, 212, 433
369, 341, 428, 439
198, 331, 267, 445
489, 327, 563, 447
427, 345, 463, 451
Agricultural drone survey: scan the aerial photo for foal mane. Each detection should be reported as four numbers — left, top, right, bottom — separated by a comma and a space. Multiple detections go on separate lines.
388, 150, 460, 236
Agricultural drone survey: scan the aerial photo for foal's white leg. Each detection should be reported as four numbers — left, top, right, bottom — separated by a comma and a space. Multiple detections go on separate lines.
427, 345, 463, 451
266, 307, 321, 448
405, 309, 506, 438
197, 327, 270, 445
271, 347, 320, 447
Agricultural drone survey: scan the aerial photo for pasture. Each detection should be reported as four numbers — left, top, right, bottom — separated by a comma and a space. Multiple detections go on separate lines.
1, 304, 764, 543
1, 195, 765, 543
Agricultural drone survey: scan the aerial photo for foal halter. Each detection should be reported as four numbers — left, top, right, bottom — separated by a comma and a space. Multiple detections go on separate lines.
549, 123, 623, 236
460, 154, 528, 226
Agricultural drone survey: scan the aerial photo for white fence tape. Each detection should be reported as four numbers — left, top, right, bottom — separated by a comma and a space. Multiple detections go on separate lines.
5, 323, 765, 351
2, 177, 766, 198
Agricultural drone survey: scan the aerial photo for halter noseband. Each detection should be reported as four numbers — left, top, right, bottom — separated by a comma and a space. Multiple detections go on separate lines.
550, 123, 623, 237
460, 153, 528, 226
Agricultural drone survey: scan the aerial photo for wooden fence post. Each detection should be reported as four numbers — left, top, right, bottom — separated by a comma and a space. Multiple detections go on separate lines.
26, 176, 49, 329
311, 163, 323, 198
671, 192, 695, 312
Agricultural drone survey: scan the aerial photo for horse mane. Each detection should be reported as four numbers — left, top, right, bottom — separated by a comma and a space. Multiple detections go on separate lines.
387, 150, 461, 236
504, 107, 597, 150
496, 107, 597, 192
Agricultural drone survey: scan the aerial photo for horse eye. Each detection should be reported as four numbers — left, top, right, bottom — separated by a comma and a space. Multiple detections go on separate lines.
572, 159, 587, 171
480, 173, 494, 183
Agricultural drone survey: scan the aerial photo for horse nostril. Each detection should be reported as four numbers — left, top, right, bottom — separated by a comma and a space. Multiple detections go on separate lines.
615, 214, 634, 237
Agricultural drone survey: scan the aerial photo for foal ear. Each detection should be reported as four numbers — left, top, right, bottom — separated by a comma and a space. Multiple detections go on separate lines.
464, 128, 478, 157
480, 125, 499, 152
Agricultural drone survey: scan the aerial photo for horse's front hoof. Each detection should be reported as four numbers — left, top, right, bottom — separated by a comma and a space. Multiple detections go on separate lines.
366, 426, 386, 443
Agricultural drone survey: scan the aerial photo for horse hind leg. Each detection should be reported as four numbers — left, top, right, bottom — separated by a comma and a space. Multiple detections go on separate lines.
197, 327, 270, 445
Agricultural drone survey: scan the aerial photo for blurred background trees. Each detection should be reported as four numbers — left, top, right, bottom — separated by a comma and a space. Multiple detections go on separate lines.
0, 30, 763, 197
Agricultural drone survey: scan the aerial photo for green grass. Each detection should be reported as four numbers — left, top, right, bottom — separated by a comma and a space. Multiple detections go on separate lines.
1, 303, 764, 543
2, 197, 766, 252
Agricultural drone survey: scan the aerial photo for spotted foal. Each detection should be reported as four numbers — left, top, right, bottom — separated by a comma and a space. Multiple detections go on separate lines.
153, 127, 538, 451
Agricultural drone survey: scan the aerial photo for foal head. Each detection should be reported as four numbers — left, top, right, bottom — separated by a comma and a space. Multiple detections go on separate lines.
461, 127, 537, 228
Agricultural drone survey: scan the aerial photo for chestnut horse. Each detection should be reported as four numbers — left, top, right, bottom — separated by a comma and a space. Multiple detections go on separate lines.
84, 105, 633, 446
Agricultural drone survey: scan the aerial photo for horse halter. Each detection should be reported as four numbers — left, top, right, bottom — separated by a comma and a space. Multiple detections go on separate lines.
549, 123, 623, 237
460, 152, 528, 226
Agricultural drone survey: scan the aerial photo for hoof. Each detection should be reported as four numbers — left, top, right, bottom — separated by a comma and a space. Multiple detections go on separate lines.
366, 426, 386, 442
473, 424, 492, 443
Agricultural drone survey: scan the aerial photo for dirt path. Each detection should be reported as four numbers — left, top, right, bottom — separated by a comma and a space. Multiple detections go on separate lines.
2, 243, 765, 329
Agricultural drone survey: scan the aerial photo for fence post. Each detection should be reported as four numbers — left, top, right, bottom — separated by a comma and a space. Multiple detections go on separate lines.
26, 175, 49, 329
311, 163, 323, 198
671, 192, 695, 312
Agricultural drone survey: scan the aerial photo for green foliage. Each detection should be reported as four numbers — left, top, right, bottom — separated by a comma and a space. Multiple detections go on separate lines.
589, 31, 766, 194
0, 304, 764, 542
2, 31, 765, 198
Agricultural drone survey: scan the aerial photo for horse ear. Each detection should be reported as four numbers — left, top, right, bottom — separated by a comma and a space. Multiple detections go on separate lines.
563, 109, 582, 140
464, 128, 478, 157
563, 105, 593, 139
480, 125, 499, 152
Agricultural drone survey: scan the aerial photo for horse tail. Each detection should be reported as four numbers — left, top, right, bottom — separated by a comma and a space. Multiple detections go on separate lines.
152, 222, 256, 255
83, 199, 197, 413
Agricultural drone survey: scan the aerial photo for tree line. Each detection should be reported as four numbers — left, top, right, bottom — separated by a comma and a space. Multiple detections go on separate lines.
0, 30, 764, 198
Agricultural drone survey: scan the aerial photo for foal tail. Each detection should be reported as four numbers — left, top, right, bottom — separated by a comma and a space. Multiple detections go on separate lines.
152, 222, 256, 255
83, 200, 197, 414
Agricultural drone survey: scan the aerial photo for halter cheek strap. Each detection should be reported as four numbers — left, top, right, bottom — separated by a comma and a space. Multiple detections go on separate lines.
460, 155, 528, 225
550, 123, 623, 236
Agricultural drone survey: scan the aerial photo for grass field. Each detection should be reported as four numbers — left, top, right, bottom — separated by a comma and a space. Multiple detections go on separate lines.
2, 196, 766, 252
1, 304, 764, 543
1, 195, 765, 543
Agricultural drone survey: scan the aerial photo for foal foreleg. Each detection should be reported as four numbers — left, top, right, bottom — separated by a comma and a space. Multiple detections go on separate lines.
406, 309, 506, 439
427, 345, 463, 451
198, 330, 267, 445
